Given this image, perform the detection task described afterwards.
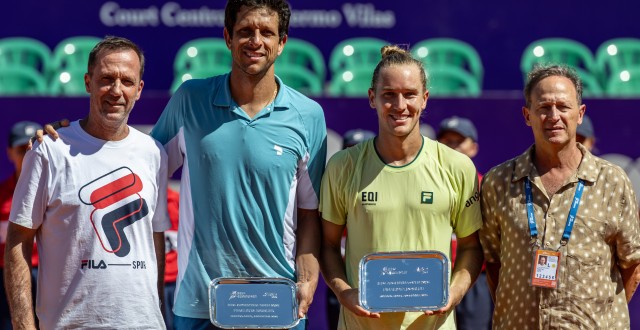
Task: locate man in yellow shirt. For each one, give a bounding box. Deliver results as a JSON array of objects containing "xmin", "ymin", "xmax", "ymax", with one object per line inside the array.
[{"xmin": 320, "ymin": 45, "xmax": 483, "ymax": 329}]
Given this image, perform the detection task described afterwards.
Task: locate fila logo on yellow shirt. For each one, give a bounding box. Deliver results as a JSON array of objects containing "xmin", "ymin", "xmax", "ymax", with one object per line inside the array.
[{"xmin": 421, "ymin": 192, "xmax": 433, "ymax": 204}]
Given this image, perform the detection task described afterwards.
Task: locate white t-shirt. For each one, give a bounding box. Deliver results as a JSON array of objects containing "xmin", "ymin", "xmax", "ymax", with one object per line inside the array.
[{"xmin": 10, "ymin": 120, "xmax": 170, "ymax": 329}]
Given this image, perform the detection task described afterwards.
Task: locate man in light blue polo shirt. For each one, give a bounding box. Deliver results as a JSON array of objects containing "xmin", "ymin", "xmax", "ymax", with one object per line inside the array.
[{"xmin": 151, "ymin": 0, "xmax": 327, "ymax": 328}]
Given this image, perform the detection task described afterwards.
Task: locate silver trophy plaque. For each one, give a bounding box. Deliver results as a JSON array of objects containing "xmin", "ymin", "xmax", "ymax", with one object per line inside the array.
[
  {"xmin": 359, "ymin": 250, "xmax": 449, "ymax": 312},
  {"xmin": 209, "ymin": 277, "xmax": 299, "ymax": 329}
]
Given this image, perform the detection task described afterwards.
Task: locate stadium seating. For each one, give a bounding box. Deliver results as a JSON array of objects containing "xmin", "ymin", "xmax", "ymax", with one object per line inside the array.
[
  {"xmin": 0, "ymin": 66, "xmax": 47, "ymax": 95},
  {"xmin": 411, "ymin": 38, "xmax": 483, "ymax": 90},
  {"xmin": 605, "ymin": 66, "xmax": 640, "ymax": 97},
  {"xmin": 49, "ymin": 36, "xmax": 100, "ymax": 96},
  {"xmin": 327, "ymin": 67, "xmax": 373, "ymax": 97},
  {"xmin": 579, "ymin": 73, "xmax": 605, "ymax": 97},
  {"xmin": 520, "ymin": 38, "xmax": 603, "ymax": 96},
  {"xmin": 275, "ymin": 38, "xmax": 326, "ymax": 96},
  {"xmin": 51, "ymin": 36, "xmax": 100, "ymax": 73},
  {"xmin": 427, "ymin": 66, "xmax": 481, "ymax": 97},
  {"xmin": 6, "ymin": 34, "xmax": 640, "ymax": 98},
  {"xmin": 275, "ymin": 66, "xmax": 323, "ymax": 96},
  {"xmin": 172, "ymin": 38, "xmax": 231, "ymax": 92},
  {"xmin": 328, "ymin": 38, "xmax": 387, "ymax": 96},
  {"xmin": 0, "ymin": 37, "xmax": 51, "ymax": 75},
  {"xmin": 329, "ymin": 37, "xmax": 387, "ymax": 73},
  {"xmin": 0, "ymin": 37, "xmax": 50, "ymax": 95},
  {"xmin": 49, "ymin": 67, "xmax": 87, "ymax": 96},
  {"xmin": 595, "ymin": 38, "xmax": 640, "ymax": 89}
]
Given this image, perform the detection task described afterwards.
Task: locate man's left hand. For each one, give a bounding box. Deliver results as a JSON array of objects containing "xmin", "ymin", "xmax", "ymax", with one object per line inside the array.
[
  {"xmin": 423, "ymin": 285, "xmax": 463, "ymax": 316},
  {"xmin": 296, "ymin": 280, "xmax": 316, "ymax": 318}
]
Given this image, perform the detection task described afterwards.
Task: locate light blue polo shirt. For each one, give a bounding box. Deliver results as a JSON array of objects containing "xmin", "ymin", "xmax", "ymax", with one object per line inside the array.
[{"xmin": 152, "ymin": 73, "xmax": 327, "ymax": 319}]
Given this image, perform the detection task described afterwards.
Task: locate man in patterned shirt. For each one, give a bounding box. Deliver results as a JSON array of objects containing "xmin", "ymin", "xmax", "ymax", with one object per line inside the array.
[{"xmin": 479, "ymin": 64, "xmax": 640, "ymax": 329}]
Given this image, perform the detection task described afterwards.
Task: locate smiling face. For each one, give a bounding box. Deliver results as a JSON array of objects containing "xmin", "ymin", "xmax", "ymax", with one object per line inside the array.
[
  {"xmin": 84, "ymin": 49, "xmax": 143, "ymax": 135},
  {"xmin": 368, "ymin": 63, "xmax": 428, "ymax": 139},
  {"xmin": 522, "ymin": 76, "xmax": 585, "ymax": 149},
  {"xmin": 224, "ymin": 6, "xmax": 286, "ymax": 78}
]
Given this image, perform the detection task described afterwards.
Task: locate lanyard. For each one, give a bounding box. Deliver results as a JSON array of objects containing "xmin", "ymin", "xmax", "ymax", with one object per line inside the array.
[{"xmin": 524, "ymin": 178, "xmax": 585, "ymax": 247}]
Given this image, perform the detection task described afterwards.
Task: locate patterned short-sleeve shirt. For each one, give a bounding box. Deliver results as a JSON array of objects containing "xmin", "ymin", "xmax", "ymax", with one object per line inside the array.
[{"xmin": 480, "ymin": 144, "xmax": 640, "ymax": 329}]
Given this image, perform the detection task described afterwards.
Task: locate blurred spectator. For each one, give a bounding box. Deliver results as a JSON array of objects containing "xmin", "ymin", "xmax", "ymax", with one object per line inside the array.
[
  {"xmin": 326, "ymin": 128, "xmax": 375, "ymax": 330},
  {"xmin": 342, "ymin": 129, "xmax": 376, "ymax": 149},
  {"xmin": 437, "ymin": 116, "xmax": 479, "ymax": 160},
  {"xmin": 576, "ymin": 114, "xmax": 595, "ymax": 152},
  {"xmin": 437, "ymin": 116, "xmax": 492, "ymax": 330},
  {"xmin": 1, "ymin": 121, "xmax": 42, "ymax": 329},
  {"xmin": 420, "ymin": 123, "xmax": 436, "ymax": 139}
]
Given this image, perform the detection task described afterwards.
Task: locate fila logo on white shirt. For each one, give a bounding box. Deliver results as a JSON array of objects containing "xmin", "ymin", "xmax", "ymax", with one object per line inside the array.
[
  {"xmin": 274, "ymin": 145, "xmax": 283, "ymax": 155},
  {"xmin": 78, "ymin": 166, "xmax": 148, "ymax": 258}
]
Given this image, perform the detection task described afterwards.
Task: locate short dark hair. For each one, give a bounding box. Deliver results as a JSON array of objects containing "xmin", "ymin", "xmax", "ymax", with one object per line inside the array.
[
  {"xmin": 88, "ymin": 36, "xmax": 145, "ymax": 78},
  {"xmin": 224, "ymin": 0, "xmax": 291, "ymax": 42},
  {"xmin": 370, "ymin": 45, "xmax": 427, "ymax": 92},
  {"xmin": 523, "ymin": 64, "xmax": 583, "ymax": 108}
]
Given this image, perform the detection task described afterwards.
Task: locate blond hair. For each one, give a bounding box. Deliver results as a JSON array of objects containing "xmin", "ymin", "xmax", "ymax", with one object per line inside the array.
[{"xmin": 370, "ymin": 45, "xmax": 427, "ymax": 91}]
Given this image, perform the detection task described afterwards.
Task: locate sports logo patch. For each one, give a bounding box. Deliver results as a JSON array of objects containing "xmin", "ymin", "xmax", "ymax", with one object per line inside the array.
[
  {"xmin": 78, "ymin": 166, "xmax": 148, "ymax": 257},
  {"xmin": 421, "ymin": 192, "xmax": 433, "ymax": 204}
]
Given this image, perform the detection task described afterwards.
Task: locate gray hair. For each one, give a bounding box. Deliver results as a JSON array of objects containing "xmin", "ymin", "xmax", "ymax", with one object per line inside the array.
[{"xmin": 523, "ymin": 64, "xmax": 583, "ymax": 108}]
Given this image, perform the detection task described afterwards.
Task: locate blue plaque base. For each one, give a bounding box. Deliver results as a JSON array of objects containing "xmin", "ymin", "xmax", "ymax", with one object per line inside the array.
[
  {"xmin": 209, "ymin": 278, "xmax": 299, "ymax": 329},
  {"xmin": 359, "ymin": 251, "xmax": 449, "ymax": 312}
]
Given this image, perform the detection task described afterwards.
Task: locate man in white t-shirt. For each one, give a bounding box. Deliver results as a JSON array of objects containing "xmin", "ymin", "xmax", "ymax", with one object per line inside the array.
[{"xmin": 4, "ymin": 36, "xmax": 170, "ymax": 330}]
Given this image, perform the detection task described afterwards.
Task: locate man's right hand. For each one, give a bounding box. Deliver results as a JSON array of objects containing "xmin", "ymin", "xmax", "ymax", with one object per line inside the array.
[
  {"xmin": 28, "ymin": 119, "xmax": 70, "ymax": 149},
  {"xmin": 337, "ymin": 288, "xmax": 381, "ymax": 319}
]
